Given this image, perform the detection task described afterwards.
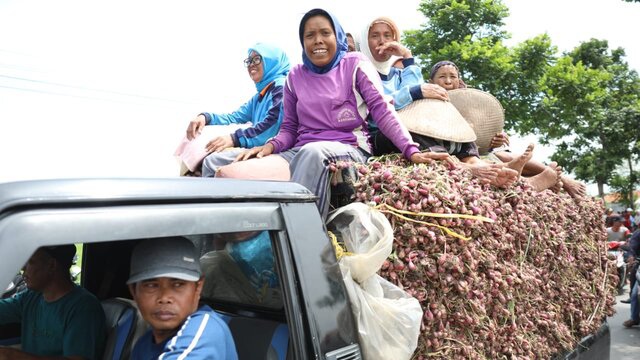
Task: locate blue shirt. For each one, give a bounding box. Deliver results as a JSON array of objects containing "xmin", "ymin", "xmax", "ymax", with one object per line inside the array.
[
  {"xmin": 0, "ymin": 285, "xmax": 106, "ymax": 358},
  {"xmin": 132, "ymin": 305, "xmax": 238, "ymax": 360}
]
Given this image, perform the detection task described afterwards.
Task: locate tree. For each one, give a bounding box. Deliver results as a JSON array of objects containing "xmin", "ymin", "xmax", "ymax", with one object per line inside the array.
[
  {"xmin": 404, "ymin": 0, "xmax": 555, "ymax": 131},
  {"xmin": 404, "ymin": 1, "xmax": 640, "ymax": 197},
  {"xmin": 538, "ymin": 40, "xmax": 640, "ymax": 196}
]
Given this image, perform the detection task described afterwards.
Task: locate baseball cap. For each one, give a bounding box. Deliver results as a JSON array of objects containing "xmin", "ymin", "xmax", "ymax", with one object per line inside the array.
[
  {"xmin": 127, "ymin": 237, "xmax": 201, "ymax": 285},
  {"xmin": 42, "ymin": 245, "xmax": 76, "ymax": 268}
]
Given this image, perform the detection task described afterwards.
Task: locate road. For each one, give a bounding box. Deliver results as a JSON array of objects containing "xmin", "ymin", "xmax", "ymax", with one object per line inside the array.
[{"xmin": 609, "ymin": 284, "xmax": 640, "ymax": 359}]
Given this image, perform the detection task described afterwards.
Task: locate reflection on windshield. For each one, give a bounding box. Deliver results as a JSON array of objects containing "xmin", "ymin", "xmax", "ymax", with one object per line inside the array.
[{"xmin": 196, "ymin": 231, "xmax": 282, "ymax": 309}]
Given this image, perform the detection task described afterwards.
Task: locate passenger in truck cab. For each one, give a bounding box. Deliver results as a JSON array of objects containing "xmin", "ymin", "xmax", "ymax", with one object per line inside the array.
[
  {"xmin": 0, "ymin": 245, "xmax": 106, "ymax": 360},
  {"xmin": 128, "ymin": 237, "xmax": 238, "ymax": 360},
  {"xmin": 234, "ymin": 8, "xmax": 451, "ymax": 219}
]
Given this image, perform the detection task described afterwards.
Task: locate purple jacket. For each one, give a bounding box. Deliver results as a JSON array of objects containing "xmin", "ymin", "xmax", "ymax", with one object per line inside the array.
[{"xmin": 270, "ymin": 52, "xmax": 419, "ymax": 160}]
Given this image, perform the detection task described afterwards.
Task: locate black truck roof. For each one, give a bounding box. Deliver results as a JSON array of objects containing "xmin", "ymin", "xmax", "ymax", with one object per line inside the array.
[{"xmin": 0, "ymin": 178, "xmax": 316, "ymax": 213}]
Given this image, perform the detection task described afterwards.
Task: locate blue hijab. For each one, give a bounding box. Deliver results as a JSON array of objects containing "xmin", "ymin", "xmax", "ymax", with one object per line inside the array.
[
  {"xmin": 249, "ymin": 42, "xmax": 291, "ymax": 92},
  {"xmin": 298, "ymin": 8, "xmax": 348, "ymax": 74}
]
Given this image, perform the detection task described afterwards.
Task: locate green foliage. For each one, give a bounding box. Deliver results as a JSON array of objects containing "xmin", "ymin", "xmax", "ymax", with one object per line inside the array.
[
  {"xmin": 404, "ymin": 0, "xmax": 640, "ymax": 196},
  {"xmin": 538, "ymin": 40, "xmax": 640, "ymax": 190},
  {"xmin": 609, "ymin": 173, "xmax": 637, "ymax": 207},
  {"xmin": 405, "ymin": 1, "xmax": 554, "ymax": 132}
]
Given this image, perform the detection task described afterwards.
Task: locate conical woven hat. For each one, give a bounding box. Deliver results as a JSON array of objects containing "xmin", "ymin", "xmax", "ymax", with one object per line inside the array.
[
  {"xmin": 448, "ymin": 88, "xmax": 504, "ymax": 154},
  {"xmin": 397, "ymin": 99, "xmax": 477, "ymax": 143}
]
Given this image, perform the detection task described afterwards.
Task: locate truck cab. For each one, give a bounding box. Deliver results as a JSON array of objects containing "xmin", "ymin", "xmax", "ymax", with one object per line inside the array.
[
  {"xmin": 0, "ymin": 178, "xmax": 362, "ymax": 359},
  {"xmin": 0, "ymin": 178, "xmax": 611, "ymax": 359}
]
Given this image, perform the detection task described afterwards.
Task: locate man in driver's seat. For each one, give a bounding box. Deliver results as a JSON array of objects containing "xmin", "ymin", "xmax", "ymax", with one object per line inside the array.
[{"xmin": 0, "ymin": 245, "xmax": 106, "ymax": 359}]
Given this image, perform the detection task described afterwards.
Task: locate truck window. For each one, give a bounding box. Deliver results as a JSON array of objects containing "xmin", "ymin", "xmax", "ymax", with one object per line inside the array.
[{"xmin": 193, "ymin": 231, "xmax": 282, "ymax": 309}]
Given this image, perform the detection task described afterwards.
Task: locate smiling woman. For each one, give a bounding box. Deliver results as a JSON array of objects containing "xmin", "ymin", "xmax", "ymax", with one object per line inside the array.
[{"xmin": 229, "ymin": 8, "xmax": 451, "ymax": 219}]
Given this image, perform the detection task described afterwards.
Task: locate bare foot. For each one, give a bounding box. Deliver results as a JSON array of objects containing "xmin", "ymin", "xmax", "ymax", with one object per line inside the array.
[
  {"xmin": 525, "ymin": 166, "xmax": 558, "ymax": 192},
  {"xmin": 548, "ymin": 162, "xmax": 563, "ymax": 192},
  {"xmin": 492, "ymin": 167, "xmax": 519, "ymax": 188},
  {"xmin": 505, "ymin": 143, "xmax": 534, "ymax": 175},
  {"xmin": 468, "ymin": 163, "xmax": 500, "ymax": 184},
  {"xmin": 562, "ymin": 176, "xmax": 586, "ymax": 198},
  {"xmin": 467, "ymin": 164, "xmax": 518, "ymax": 188}
]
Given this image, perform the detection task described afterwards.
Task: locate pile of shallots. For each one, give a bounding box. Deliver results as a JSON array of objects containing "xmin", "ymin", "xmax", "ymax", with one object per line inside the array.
[{"xmin": 345, "ymin": 155, "xmax": 617, "ymax": 360}]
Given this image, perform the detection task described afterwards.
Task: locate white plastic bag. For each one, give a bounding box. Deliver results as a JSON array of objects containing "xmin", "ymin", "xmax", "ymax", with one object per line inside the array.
[{"xmin": 327, "ymin": 203, "xmax": 422, "ymax": 360}]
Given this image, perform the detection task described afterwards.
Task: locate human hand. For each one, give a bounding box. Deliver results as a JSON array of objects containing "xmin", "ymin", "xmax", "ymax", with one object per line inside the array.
[
  {"xmin": 205, "ymin": 135, "xmax": 234, "ymax": 153},
  {"xmin": 375, "ymin": 41, "xmax": 411, "ymax": 59},
  {"xmin": 420, "ymin": 83, "xmax": 449, "ymax": 101},
  {"xmin": 235, "ymin": 143, "xmax": 274, "ymax": 162},
  {"xmin": 489, "ymin": 132, "xmax": 510, "ymax": 149},
  {"xmin": 186, "ymin": 115, "xmax": 206, "ymax": 141},
  {"xmin": 410, "ymin": 151, "xmax": 456, "ymax": 167}
]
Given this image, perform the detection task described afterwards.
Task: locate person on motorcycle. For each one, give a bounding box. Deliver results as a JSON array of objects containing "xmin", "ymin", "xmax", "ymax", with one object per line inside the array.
[
  {"xmin": 607, "ymin": 216, "xmax": 631, "ymax": 242},
  {"xmin": 623, "ymin": 230, "xmax": 640, "ymax": 327},
  {"xmin": 0, "ymin": 245, "xmax": 106, "ymax": 359}
]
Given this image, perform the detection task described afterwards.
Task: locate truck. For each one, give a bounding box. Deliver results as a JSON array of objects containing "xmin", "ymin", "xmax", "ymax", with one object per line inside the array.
[{"xmin": 0, "ymin": 178, "xmax": 611, "ymax": 359}]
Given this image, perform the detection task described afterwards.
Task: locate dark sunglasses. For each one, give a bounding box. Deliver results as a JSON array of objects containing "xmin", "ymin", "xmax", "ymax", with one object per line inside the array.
[{"xmin": 244, "ymin": 55, "xmax": 262, "ymax": 67}]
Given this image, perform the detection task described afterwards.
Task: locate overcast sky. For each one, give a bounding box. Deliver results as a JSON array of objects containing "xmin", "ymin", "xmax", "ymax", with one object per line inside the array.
[{"xmin": 1, "ymin": 0, "xmax": 638, "ymax": 195}]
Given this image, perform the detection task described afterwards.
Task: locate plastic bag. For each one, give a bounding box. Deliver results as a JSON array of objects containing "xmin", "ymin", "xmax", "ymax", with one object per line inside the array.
[{"xmin": 327, "ymin": 203, "xmax": 422, "ymax": 360}]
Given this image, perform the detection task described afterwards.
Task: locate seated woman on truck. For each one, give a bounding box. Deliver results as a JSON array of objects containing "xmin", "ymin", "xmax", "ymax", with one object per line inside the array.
[
  {"xmin": 232, "ymin": 8, "xmax": 450, "ymax": 219},
  {"xmin": 184, "ymin": 43, "xmax": 290, "ymax": 177},
  {"xmin": 357, "ymin": 16, "xmax": 558, "ymax": 191},
  {"xmin": 429, "ymin": 60, "xmax": 586, "ymax": 198}
]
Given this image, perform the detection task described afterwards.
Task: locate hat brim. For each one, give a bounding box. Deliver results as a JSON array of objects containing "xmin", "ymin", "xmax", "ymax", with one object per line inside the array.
[
  {"xmin": 127, "ymin": 269, "xmax": 201, "ymax": 285},
  {"xmin": 398, "ymin": 99, "xmax": 477, "ymax": 143},
  {"xmin": 448, "ymin": 88, "xmax": 504, "ymax": 155}
]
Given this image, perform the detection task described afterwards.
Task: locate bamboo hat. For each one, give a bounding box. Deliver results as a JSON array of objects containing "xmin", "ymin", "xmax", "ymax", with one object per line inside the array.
[
  {"xmin": 397, "ymin": 98, "xmax": 477, "ymax": 143},
  {"xmin": 448, "ymin": 88, "xmax": 505, "ymax": 154}
]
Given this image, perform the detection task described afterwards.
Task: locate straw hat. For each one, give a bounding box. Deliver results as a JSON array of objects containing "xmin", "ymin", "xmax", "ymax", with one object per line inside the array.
[
  {"xmin": 397, "ymin": 99, "xmax": 477, "ymax": 143},
  {"xmin": 448, "ymin": 88, "xmax": 504, "ymax": 154}
]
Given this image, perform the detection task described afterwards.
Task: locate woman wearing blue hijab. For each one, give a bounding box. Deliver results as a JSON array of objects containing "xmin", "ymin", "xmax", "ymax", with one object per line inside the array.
[{"xmin": 184, "ymin": 42, "xmax": 290, "ymax": 177}]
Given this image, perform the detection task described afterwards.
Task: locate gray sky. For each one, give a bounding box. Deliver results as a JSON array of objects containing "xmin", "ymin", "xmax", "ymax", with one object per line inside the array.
[{"xmin": 1, "ymin": 0, "xmax": 638, "ymax": 195}]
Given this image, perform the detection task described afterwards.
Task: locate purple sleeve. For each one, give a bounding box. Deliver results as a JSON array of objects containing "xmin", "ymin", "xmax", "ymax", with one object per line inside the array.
[
  {"xmin": 268, "ymin": 78, "xmax": 298, "ymax": 153},
  {"xmin": 354, "ymin": 64, "xmax": 419, "ymax": 159}
]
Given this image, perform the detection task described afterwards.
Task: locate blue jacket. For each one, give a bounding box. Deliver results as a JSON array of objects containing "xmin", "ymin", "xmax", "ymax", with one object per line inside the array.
[
  {"xmin": 200, "ymin": 43, "xmax": 290, "ymax": 148},
  {"xmin": 132, "ymin": 305, "xmax": 237, "ymax": 360},
  {"xmin": 380, "ymin": 58, "xmax": 425, "ymax": 111},
  {"xmin": 369, "ymin": 58, "xmax": 424, "ymax": 134}
]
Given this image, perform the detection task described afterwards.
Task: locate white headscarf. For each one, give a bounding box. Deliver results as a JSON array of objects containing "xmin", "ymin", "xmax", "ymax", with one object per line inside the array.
[{"xmin": 356, "ymin": 17, "xmax": 402, "ymax": 76}]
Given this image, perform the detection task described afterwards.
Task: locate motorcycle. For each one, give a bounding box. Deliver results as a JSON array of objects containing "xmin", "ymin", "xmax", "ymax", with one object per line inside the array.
[{"xmin": 608, "ymin": 241, "xmax": 627, "ymax": 295}]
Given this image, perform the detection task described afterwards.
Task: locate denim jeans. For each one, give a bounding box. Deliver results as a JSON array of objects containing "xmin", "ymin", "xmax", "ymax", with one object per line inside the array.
[{"xmin": 631, "ymin": 282, "xmax": 639, "ymax": 322}]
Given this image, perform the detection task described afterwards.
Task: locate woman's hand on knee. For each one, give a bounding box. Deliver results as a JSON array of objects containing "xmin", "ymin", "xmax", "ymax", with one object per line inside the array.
[
  {"xmin": 235, "ymin": 143, "xmax": 274, "ymax": 162},
  {"xmin": 206, "ymin": 135, "xmax": 234, "ymax": 153}
]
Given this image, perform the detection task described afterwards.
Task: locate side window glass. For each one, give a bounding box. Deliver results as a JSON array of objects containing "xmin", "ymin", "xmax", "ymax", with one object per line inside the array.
[{"xmin": 196, "ymin": 231, "xmax": 282, "ymax": 309}]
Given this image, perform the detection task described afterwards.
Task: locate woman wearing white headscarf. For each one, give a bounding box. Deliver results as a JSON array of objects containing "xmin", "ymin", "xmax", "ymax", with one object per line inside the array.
[
  {"xmin": 356, "ymin": 17, "xmax": 447, "ymax": 111},
  {"xmin": 358, "ymin": 16, "xmax": 452, "ymax": 156}
]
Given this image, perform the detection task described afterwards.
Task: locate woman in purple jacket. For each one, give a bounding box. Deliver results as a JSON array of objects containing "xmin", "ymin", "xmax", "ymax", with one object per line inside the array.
[{"xmin": 236, "ymin": 8, "xmax": 449, "ymax": 219}]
